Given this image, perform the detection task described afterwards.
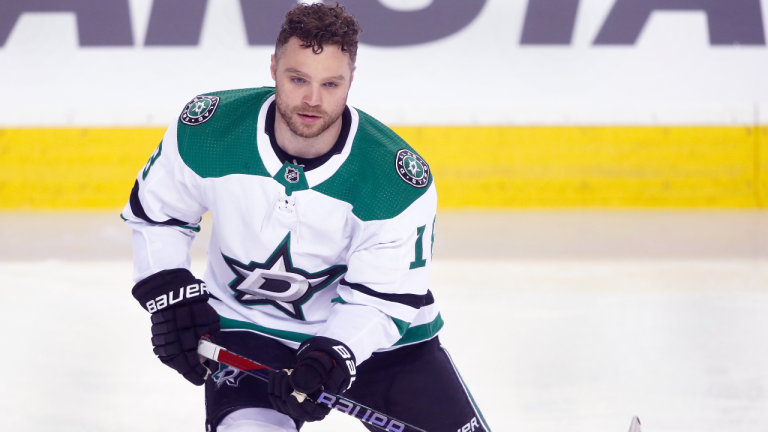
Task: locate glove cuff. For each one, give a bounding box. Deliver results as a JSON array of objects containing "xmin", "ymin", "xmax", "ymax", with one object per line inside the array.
[
  {"xmin": 132, "ymin": 268, "xmax": 210, "ymax": 313},
  {"xmin": 296, "ymin": 336, "xmax": 357, "ymax": 391}
]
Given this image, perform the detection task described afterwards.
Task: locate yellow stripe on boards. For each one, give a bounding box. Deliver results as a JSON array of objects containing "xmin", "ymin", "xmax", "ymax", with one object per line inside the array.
[
  {"xmin": 0, "ymin": 128, "xmax": 164, "ymax": 209},
  {"xmin": 394, "ymin": 126, "xmax": 766, "ymax": 208},
  {"xmin": 0, "ymin": 126, "xmax": 765, "ymax": 209}
]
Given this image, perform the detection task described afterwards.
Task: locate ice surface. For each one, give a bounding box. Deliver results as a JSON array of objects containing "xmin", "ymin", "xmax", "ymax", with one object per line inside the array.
[
  {"xmin": 0, "ymin": 259, "xmax": 766, "ymax": 432},
  {"xmin": 1, "ymin": 211, "xmax": 767, "ymax": 431}
]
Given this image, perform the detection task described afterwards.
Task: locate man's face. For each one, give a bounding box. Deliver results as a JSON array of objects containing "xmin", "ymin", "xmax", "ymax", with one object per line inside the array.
[{"xmin": 271, "ymin": 37, "xmax": 354, "ymax": 139}]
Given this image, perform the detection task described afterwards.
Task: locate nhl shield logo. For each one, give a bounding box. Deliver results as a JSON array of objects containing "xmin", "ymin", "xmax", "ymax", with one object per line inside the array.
[
  {"xmin": 180, "ymin": 95, "xmax": 220, "ymax": 126},
  {"xmin": 285, "ymin": 166, "xmax": 300, "ymax": 184},
  {"xmin": 395, "ymin": 149, "xmax": 430, "ymax": 188}
]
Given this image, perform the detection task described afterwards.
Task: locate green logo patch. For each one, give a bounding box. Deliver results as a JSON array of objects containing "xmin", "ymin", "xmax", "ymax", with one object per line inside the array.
[
  {"xmin": 180, "ymin": 95, "xmax": 220, "ymax": 126},
  {"xmin": 395, "ymin": 149, "xmax": 430, "ymax": 188}
]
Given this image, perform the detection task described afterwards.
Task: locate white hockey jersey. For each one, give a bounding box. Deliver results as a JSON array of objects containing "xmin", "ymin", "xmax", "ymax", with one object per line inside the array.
[{"xmin": 123, "ymin": 87, "xmax": 441, "ymax": 364}]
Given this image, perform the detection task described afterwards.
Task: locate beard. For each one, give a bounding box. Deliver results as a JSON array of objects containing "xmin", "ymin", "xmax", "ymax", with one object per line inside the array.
[{"xmin": 275, "ymin": 87, "xmax": 345, "ymax": 139}]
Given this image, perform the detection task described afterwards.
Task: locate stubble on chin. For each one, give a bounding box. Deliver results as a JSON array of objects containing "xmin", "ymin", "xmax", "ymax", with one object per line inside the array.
[{"xmin": 275, "ymin": 90, "xmax": 344, "ymax": 139}]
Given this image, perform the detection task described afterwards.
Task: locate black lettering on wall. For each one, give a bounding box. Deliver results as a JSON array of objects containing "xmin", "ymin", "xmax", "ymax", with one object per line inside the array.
[
  {"xmin": 342, "ymin": 0, "xmax": 487, "ymax": 46},
  {"xmin": 594, "ymin": 0, "xmax": 766, "ymax": 45},
  {"xmin": 240, "ymin": 0, "xmax": 296, "ymax": 46},
  {"xmin": 144, "ymin": 0, "xmax": 294, "ymax": 47},
  {"xmin": 0, "ymin": 0, "xmax": 133, "ymax": 47},
  {"xmin": 521, "ymin": 0, "xmax": 581, "ymax": 45},
  {"xmin": 145, "ymin": 0, "xmax": 208, "ymax": 46}
]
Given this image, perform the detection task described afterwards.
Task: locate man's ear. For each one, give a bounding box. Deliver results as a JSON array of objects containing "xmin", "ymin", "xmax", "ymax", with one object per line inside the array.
[
  {"xmin": 270, "ymin": 54, "xmax": 277, "ymax": 81},
  {"xmin": 350, "ymin": 66, "xmax": 356, "ymax": 86}
]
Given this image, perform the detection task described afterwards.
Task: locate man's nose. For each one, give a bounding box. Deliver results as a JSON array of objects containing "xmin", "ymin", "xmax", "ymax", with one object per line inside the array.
[{"xmin": 304, "ymin": 85, "xmax": 322, "ymax": 107}]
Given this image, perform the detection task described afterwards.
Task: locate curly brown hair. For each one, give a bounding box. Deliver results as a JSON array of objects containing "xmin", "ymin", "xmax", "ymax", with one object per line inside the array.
[{"xmin": 276, "ymin": 2, "xmax": 362, "ymax": 64}]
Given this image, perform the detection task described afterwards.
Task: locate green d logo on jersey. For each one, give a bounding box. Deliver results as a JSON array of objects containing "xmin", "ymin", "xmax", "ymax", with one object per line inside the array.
[
  {"xmin": 180, "ymin": 95, "xmax": 220, "ymax": 126},
  {"xmin": 395, "ymin": 149, "xmax": 430, "ymax": 188},
  {"xmin": 222, "ymin": 233, "xmax": 347, "ymax": 321}
]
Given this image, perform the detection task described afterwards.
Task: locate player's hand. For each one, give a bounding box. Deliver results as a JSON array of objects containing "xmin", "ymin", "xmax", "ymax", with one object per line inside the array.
[
  {"xmin": 268, "ymin": 369, "xmax": 331, "ymax": 422},
  {"xmin": 132, "ymin": 268, "xmax": 220, "ymax": 386},
  {"xmin": 267, "ymin": 336, "xmax": 357, "ymax": 421}
]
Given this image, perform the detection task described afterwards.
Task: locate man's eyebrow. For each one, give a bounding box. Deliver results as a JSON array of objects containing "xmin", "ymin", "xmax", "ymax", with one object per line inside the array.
[
  {"xmin": 284, "ymin": 68, "xmax": 345, "ymax": 82},
  {"xmin": 284, "ymin": 68, "xmax": 308, "ymax": 77}
]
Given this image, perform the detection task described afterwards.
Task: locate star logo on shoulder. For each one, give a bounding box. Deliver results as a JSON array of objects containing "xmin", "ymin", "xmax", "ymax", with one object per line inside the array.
[
  {"xmin": 222, "ymin": 233, "xmax": 347, "ymax": 320},
  {"xmin": 395, "ymin": 148, "xmax": 430, "ymax": 188},
  {"xmin": 180, "ymin": 95, "xmax": 220, "ymax": 126}
]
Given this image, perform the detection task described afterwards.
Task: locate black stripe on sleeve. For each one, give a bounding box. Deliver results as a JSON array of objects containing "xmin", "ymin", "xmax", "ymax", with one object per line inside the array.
[
  {"xmin": 423, "ymin": 290, "xmax": 435, "ymax": 306},
  {"xmin": 340, "ymin": 278, "xmax": 434, "ymax": 309},
  {"xmin": 129, "ymin": 180, "xmax": 190, "ymax": 227}
]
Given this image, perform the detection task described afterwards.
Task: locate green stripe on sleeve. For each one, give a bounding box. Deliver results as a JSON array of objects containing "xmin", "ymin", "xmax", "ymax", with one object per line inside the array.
[
  {"xmin": 394, "ymin": 313, "xmax": 444, "ymax": 346},
  {"xmin": 220, "ymin": 311, "xmax": 442, "ymax": 348},
  {"xmin": 391, "ymin": 317, "xmax": 410, "ymax": 336},
  {"xmin": 219, "ymin": 316, "xmax": 312, "ymax": 344}
]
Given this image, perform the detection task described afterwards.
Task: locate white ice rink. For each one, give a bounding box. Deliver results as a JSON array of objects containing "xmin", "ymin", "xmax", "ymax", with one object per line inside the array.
[{"xmin": 1, "ymin": 211, "xmax": 767, "ymax": 432}]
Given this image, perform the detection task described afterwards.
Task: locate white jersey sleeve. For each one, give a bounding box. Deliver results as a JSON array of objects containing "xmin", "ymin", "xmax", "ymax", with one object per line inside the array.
[
  {"xmin": 122, "ymin": 120, "xmax": 208, "ymax": 282},
  {"xmin": 318, "ymin": 183, "xmax": 438, "ymax": 362}
]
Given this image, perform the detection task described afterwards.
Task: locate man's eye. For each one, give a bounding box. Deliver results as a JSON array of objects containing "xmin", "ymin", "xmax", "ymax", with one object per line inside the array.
[
  {"xmin": 325, "ymin": 82, "xmax": 338, "ymax": 88},
  {"xmin": 292, "ymin": 77, "xmax": 305, "ymax": 84}
]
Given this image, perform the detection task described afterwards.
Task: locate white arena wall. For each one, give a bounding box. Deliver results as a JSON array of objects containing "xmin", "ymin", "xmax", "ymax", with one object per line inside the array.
[
  {"xmin": 0, "ymin": 0, "xmax": 766, "ymax": 126},
  {"xmin": 1, "ymin": 0, "xmax": 768, "ymax": 209}
]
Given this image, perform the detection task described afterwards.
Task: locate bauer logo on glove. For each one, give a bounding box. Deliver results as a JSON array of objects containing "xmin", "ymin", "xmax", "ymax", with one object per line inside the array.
[
  {"xmin": 331, "ymin": 344, "xmax": 357, "ymax": 389},
  {"xmin": 145, "ymin": 282, "xmax": 210, "ymax": 313},
  {"xmin": 132, "ymin": 268, "xmax": 221, "ymax": 386}
]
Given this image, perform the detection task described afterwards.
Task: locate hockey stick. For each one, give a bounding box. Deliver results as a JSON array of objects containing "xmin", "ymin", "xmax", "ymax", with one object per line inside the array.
[{"xmin": 197, "ymin": 339, "xmax": 428, "ymax": 432}]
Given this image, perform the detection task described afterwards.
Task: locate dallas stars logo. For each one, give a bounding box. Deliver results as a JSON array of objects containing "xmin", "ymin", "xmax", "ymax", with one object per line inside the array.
[
  {"xmin": 395, "ymin": 148, "xmax": 430, "ymax": 188},
  {"xmin": 180, "ymin": 95, "xmax": 220, "ymax": 126},
  {"xmin": 405, "ymin": 157, "xmax": 423, "ymax": 178},
  {"xmin": 212, "ymin": 364, "xmax": 246, "ymax": 389},
  {"xmin": 222, "ymin": 233, "xmax": 347, "ymax": 320},
  {"xmin": 190, "ymin": 101, "xmax": 209, "ymax": 116}
]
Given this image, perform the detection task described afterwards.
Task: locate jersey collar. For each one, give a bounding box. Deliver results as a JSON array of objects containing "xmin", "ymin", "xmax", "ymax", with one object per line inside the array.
[{"xmin": 256, "ymin": 94, "xmax": 359, "ymax": 188}]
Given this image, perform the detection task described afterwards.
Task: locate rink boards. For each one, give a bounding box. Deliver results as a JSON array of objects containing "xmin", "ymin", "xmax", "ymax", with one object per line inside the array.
[{"xmin": 1, "ymin": 126, "xmax": 767, "ymax": 209}]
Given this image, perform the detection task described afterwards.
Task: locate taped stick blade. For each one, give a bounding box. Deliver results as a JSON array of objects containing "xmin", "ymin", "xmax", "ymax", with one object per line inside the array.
[{"xmin": 628, "ymin": 416, "xmax": 641, "ymax": 432}]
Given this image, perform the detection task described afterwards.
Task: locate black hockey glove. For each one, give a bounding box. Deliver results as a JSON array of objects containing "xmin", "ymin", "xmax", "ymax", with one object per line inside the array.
[
  {"xmin": 132, "ymin": 268, "xmax": 220, "ymax": 386},
  {"xmin": 268, "ymin": 336, "xmax": 357, "ymax": 422}
]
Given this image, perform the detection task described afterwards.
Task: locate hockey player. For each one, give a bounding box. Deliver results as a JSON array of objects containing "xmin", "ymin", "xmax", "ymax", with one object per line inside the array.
[{"xmin": 124, "ymin": 3, "xmax": 490, "ymax": 431}]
